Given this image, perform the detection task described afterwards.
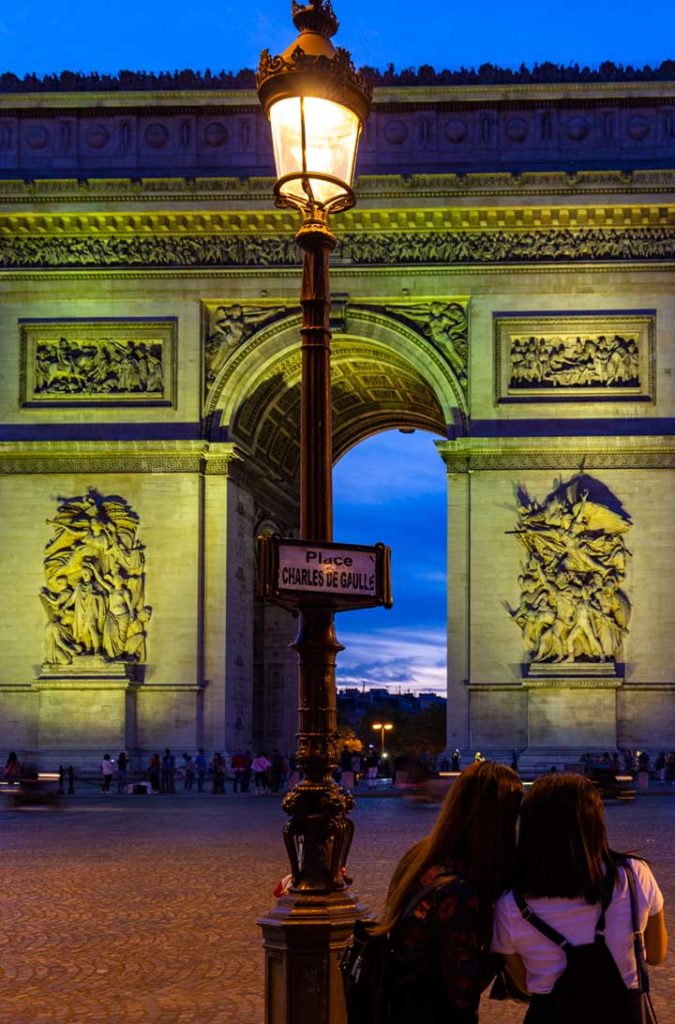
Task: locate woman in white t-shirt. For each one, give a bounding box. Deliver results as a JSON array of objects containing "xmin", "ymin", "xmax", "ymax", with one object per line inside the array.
[{"xmin": 492, "ymin": 773, "xmax": 667, "ymax": 1023}]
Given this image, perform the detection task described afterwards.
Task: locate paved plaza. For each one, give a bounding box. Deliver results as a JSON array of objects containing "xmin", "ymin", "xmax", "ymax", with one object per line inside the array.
[{"xmin": 1, "ymin": 788, "xmax": 674, "ymax": 1024}]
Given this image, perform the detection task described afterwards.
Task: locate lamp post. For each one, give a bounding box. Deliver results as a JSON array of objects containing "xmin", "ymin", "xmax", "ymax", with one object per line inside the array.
[
  {"xmin": 256, "ymin": 4, "xmax": 372, "ymax": 1023},
  {"xmin": 371, "ymin": 721, "xmax": 394, "ymax": 758}
]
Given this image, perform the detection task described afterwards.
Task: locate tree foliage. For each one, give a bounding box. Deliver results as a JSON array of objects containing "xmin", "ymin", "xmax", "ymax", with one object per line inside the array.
[
  {"xmin": 2, "ymin": 61, "xmax": 674, "ymax": 93},
  {"xmin": 354, "ymin": 704, "xmax": 446, "ymax": 757}
]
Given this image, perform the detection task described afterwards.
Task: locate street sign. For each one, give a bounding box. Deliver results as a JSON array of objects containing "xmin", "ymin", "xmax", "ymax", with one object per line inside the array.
[{"xmin": 257, "ymin": 536, "xmax": 393, "ymax": 611}]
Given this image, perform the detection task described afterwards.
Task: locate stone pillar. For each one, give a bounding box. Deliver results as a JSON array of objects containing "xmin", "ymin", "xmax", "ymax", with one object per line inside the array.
[
  {"xmin": 201, "ymin": 446, "xmax": 256, "ymax": 756},
  {"xmin": 253, "ymin": 598, "xmax": 298, "ymax": 754},
  {"xmin": 523, "ymin": 663, "xmax": 620, "ymax": 752},
  {"xmin": 202, "ymin": 467, "xmax": 230, "ymax": 753},
  {"xmin": 224, "ymin": 475, "xmax": 256, "ymax": 754},
  {"xmin": 33, "ymin": 660, "xmax": 138, "ymax": 759},
  {"xmin": 438, "ymin": 446, "xmax": 470, "ymax": 751}
]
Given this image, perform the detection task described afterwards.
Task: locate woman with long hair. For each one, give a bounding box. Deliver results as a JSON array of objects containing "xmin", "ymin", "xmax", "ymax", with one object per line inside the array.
[
  {"xmin": 493, "ymin": 773, "xmax": 668, "ymax": 1022},
  {"xmin": 375, "ymin": 760, "xmax": 523, "ymax": 1023}
]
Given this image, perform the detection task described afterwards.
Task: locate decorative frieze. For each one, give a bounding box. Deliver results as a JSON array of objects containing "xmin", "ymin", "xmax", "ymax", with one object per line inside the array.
[
  {"xmin": 19, "ymin": 318, "xmax": 176, "ymax": 407},
  {"xmin": 494, "ymin": 311, "xmax": 655, "ymax": 404},
  {"xmin": 0, "ymin": 208, "xmax": 674, "ymax": 270},
  {"xmin": 1, "ymin": 79, "xmax": 674, "ymax": 179},
  {"xmin": 0, "ymin": 226, "xmax": 669, "ymax": 269},
  {"xmin": 437, "ymin": 437, "xmax": 675, "ymax": 472}
]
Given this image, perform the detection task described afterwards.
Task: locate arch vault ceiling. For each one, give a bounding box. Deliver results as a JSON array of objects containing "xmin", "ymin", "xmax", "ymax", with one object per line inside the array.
[{"xmin": 231, "ymin": 338, "xmax": 446, "ymax": 485}]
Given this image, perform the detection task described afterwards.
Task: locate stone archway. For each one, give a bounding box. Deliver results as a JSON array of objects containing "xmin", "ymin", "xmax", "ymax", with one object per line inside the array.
[
  {"xmin": 207, "ymin": 298, "xmax": 466, "ymax": 470},
  {"xmin": 204, "ymin": 298, "xmax": 466, "ymax": 752}
]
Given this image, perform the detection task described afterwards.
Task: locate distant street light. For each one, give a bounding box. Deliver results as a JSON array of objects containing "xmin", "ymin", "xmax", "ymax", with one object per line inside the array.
[{"xmin": 372, "ymin": 721, "xmax": 394, "ymax": 757}]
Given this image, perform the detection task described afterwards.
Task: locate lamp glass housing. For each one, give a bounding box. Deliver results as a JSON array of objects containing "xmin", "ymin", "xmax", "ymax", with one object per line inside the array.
[{"xmin": 269, "ymin": 95, "xmax": 360, "ymax": 208}]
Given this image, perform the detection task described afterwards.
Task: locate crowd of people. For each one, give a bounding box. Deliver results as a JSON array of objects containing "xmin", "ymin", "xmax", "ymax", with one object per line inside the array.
[
  {"xmin": 4, "ymin": 743, "xmax": 675, "ymax": 795},
  {"xmin": 580, "ymin": 748, "xmax": 675, "ymax": 784},
  {"xmin": 87, "ymin": 748, "xmax": 293, "ymax": 795}
]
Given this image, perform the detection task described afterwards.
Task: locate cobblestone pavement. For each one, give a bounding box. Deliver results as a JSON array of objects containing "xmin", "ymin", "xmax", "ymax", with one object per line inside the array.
[{"xmin": 1, "ymin": 790, "xmax": 674, "ymax": 1024}]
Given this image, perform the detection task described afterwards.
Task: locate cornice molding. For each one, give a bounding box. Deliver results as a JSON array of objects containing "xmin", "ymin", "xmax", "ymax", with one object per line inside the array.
[
  {"xmin": 436, "ymin": 435, "xmax": 675, "ymax": 471},
  {"xmin": 1, "ymin": 262, "xmax": 673, "ymax": 282},
  {"xmin": 0, "ymin": 437, "xmax": 298, "ymax": 514},
  {"xmin": 1, "ymin": 205, "xmax": 673, "ymax": 236},
  {"xmin": 0, "ymin": 89, "xmax": 258, "ymax": 110},
  {"xmin": 1, "ymin": 76, "xmax": 674, "ymax": 106},
  {"xmin": 371, "ymin": 79, "xmax": 675, "ymax": 103},
  {"xmin": 620, "ymin": 683, "xmax": 675, "ymax": 692},
  {"xmin": 0, "ymin": 440, "xmax": 241, "ymax": 475},
  {"xmin": 2, "ymin": 170, "xmax": 675, "ymax": 204}
]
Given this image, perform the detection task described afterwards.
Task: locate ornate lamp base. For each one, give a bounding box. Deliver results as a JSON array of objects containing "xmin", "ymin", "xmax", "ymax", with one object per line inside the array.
[{"xmin": 258, "ymin": 888, "xmax": 371, "ymax": 1024}]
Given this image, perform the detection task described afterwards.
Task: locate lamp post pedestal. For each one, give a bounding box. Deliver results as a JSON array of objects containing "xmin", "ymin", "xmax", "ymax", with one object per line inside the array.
[{"xmin": 259, "ymin": 888, "xmax": 368, "ymax": 1024}]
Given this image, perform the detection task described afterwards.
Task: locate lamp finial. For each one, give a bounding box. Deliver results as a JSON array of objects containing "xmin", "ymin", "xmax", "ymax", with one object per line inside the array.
[{"xmin": 291, "ymin": 0, "xmax": 339, "ymax": 38}]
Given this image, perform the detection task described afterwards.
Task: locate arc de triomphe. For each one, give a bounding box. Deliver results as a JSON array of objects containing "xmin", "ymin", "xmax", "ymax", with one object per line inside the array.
[{"xmin": 0, "ymin": 71, "xmax": 673, "ymax": 760}]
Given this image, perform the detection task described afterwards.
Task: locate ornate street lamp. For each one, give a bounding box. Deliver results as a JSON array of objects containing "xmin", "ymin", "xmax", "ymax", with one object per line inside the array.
[{"xmin": 256, "ymin": 4, "xmax": 372, "ymax": 1024}]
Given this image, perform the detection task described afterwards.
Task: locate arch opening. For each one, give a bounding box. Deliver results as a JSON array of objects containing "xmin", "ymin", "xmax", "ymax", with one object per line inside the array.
[{"xmin": 333, "ymin": 428, "xmax": 448, "ymax": 709}]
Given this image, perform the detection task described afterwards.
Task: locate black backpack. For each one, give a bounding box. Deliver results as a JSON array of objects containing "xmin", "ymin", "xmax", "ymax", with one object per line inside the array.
[
  {"xmin": 340, "ymin": 878, "xmax": 451, "ymax": 1024},
  {"xmin": 514, "ymin": 883, "xmax": 644, "ymax": 1024}
]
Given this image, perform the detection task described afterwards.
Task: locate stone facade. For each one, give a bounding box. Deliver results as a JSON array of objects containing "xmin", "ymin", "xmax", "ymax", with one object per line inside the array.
[{"xmin": 0, "ymin": 76, "xmax": 673, "ymax": 761}]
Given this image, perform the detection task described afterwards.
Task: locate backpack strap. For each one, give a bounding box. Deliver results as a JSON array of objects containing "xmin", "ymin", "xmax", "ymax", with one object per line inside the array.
[
  {"xmin": 513, "ymin": 891, "xmax": 571, "ymax": 950},
  {"xmin": 513, "ymin": 872, "xmax": 615, "ymax": 950},
  {"xmin": 399, "ymin": 873, "xmax": 456, "ymax": 924},
  {"xmin": 625, "ymin": 862, "xmax": 650, "ymax": 996},
  {"xmin": 593, "ymin": 865, "xmax": 616, "ymax": 941}
]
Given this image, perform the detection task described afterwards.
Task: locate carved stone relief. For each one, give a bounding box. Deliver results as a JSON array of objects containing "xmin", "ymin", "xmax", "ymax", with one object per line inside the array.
[
  {"xmin": 382, "ymin": 300, "xmax": 468, "ymax": 387},
  {"xmin": 203, "ymin": 302, "xmax": 291, "ymax": 391},
  {"xmin": 494, "ymin": 312, "xmax": 655, "ymax": 403},
  {"xmin": 2, "ymin": 225, "xmax": 675, "ymax": 270},
  {"xmin": 203, "ymin": 298, "xmax": 468, "ymax": 432},
  {"xmin": 507, "ymin": 474, "xmax": 632, "ymax": 666},
  {"xmin": 20, "ymin": 319, "xmax": 176, "ymax": 407},
  {"xmin": 41, "ymin": 489, "xmax": 150, "ymax": 666}
]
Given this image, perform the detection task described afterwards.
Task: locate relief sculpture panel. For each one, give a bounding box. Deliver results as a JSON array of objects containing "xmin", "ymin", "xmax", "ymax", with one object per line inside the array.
[
  {"xmin": 494, "ymin": 312, "xmax": 655, "ymax": 403},
  {"xmin": 41, "ymin": 489, "xmax": 150, "ymax": 666},
  {"xmin": 203, "ymin": 301, "xmax": 292, "ymax": 393},
  {"xmin": 383, "ymin": 300, "xmax": 468, "ymax": 388},
  {"xmin": 507, "ymin": 473, "xmax": 632, "ymax": 666},
  {"xmin": 20, "ymin": 318, "xmax": 176, "ymax": 406}
]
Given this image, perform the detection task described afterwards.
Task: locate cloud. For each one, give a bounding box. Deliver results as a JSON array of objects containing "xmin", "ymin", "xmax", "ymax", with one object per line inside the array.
[
  {"xmin": 412, "ymin": 570, "xmax": 447, "ymax": 586},
  {"xmin": 336, "ymin": 625, "xmax": 447, "ymax": 694}
]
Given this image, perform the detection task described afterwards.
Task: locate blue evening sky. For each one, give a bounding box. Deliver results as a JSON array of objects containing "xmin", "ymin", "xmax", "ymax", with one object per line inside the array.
[
  {"xmin": 334, "ymin": 432, "xmax": 447, "ymax": 694},
  {"xmin": 0, "ymin": 1, "xmax": 673, "ymax": 76},
  {"xmin": 2, "ymin": 1, "xmax": 671, "ymax": 692}
]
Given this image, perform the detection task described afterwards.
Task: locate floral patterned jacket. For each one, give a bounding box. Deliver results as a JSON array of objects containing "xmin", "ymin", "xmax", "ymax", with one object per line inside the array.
[{"xmin": 390, "ymin": 860, "xmax": 494, "ymax": 1024}]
